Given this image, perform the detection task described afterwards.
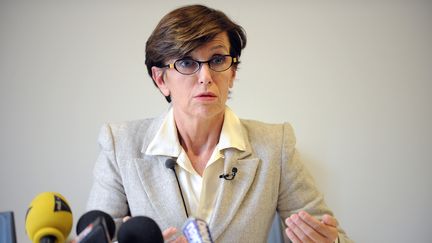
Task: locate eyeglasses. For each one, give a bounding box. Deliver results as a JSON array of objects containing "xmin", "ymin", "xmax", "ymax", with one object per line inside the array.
[{"xmin": 162, "ymin": 55, "xmax": 238, "ymax": 75}]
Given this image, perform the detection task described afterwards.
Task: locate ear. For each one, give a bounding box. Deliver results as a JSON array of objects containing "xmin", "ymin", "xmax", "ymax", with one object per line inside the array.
[
  {"xmin": 228, "ymin": 68, "xmax": 236, "ymax": 88},
  {"xmin": 151, "ymin": 66, "xmax": 170, "ymax": 97}
]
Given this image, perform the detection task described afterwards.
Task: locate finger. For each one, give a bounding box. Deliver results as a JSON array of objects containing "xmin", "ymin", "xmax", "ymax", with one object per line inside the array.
[
  {"xmin": 286, "ymin": 215, "xmax": 313, "ymax": 243},
  {"xmin": 122, "ymin": 216, "xmax": 131, "ymax": 222},
  {"xmin": 299, "ymin": 211, "xmax": 339, "ymax": 242},
  {"xmin": 173, "ymin": 235, "xmax": 188, "ymax": 243},
  {"xmin": 162, "ymin": 227, "xmax": 178, "ymax": 241},
  {"xmin": 322, "ymin": 214, "xmax": 338, "ymax": 227},
  {"xmin": 299, "ymin": 211, "xmax": 334, "ymax": 238},
  {"xmin": 285, "ymin": 227, "xmax": 302, "ymax": 243},
  {"xmin": 290, "ymin": 213, "xmax": 325, "ymax": 242}
]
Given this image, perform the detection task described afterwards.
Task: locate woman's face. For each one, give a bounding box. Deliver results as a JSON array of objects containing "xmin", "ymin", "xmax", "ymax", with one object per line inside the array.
[{"xmin": 154, "ymin": 32, "xmax": 236, "ymax": 121}]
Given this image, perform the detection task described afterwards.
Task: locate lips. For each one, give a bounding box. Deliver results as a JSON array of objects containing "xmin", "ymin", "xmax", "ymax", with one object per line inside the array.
[{"xmin": 195, "ymin": 92, "xmax": 217, "ymax": 98}]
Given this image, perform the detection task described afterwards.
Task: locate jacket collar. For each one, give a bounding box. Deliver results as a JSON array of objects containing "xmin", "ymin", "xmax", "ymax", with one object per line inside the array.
[{"xmin": 136, "ymin": 113, "xmax": 259, "ymax": 239}]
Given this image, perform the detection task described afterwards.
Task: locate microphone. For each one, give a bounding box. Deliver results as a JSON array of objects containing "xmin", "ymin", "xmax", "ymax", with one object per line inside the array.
[
  {"xmin": 182, "ymin": 217, "xmax": 214, "ymax": 243},
  {"xmin": 0, "ymin": 211, "xmax": 17, "ymax": 243},
  {"xmin": 71, "ymin": 210, "xmax": 115, "ymax": 243},
  {"xmin": 165, "ymin": 158, "xmax": 189, "ymax": 218},
  {"xmin": 117, "ymin": 216, "xmax": 163, "ymax": 243},
  {"xmin": 25, "ymin": 192, "xmax": 73, "ymax": 243},
  {"xmin": 219, "ymin": 167, "xmax": 238, "ymax": 180}
]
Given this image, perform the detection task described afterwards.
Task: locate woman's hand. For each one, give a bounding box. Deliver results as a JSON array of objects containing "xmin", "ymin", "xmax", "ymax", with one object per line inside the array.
[
  {"xmin": 162, "ymin": 227, "xmax": 187, "ymax": 243},
  {"xmin": 285, "ymin": 211, "xmax": 338, "ymax": 243}
]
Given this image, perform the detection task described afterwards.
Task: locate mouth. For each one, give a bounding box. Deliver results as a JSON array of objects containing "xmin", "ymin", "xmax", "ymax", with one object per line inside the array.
[{"xmin": 195, "ymin": 92, "xmax": 217, "ymax": 98}]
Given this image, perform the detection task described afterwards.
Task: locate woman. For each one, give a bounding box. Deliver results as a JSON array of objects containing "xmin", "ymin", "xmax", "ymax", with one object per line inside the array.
[{"xmin": 87, "ymin": 4, "xmax": 352, "ymax": 243}]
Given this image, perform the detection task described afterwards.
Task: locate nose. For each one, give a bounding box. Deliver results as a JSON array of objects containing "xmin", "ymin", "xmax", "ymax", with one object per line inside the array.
[{"xmin": 197, "ymin": 63, "xmax": 213, "ymax": 85}]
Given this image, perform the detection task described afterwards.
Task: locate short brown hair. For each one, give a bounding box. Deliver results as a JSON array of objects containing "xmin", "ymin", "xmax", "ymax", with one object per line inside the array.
[{"xmin": 145, "ymin": 4, "xmax": 247, "ymax": 102}]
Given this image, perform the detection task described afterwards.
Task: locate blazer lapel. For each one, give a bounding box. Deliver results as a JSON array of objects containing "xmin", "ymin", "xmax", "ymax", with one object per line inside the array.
[
  {"xmin": 209, "ymin": 148, "xmax": 259, "ymax": 240},
  {"xmin": 133, "ymin": 155, "xmax": 186, "ymax": 229},
  {"xmin": 134, "ymin": 111, "xmax": 186, "ymax": 228}
]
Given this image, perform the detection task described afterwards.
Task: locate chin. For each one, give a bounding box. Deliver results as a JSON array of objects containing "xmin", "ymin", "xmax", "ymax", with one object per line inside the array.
[{"xmin": 193, "ymin": 106, "xmax": 225, "ymax": 119}]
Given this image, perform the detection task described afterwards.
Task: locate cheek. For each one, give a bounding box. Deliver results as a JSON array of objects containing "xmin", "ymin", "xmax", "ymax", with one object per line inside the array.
[
  {"xmin": 222, "ymin": 74, "xmax": 234, "ymax": 92},
  {"xmin": 169, "ymin": 80, "xmax": 194, "ymax": 101},
  {"xmin": 219, "ymin": 83, "xmax": 231, "ymax": 100}
]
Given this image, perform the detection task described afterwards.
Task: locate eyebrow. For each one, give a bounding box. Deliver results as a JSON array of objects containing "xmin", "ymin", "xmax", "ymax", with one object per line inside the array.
[{"xmin": 210, "ymin": 44, "xmax": 229, "ymax": 52}]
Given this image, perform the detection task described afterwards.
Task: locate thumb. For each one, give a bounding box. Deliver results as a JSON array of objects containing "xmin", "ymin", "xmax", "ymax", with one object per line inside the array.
[{"xmin": 322, "ymin": 214, "xmax": 338, "ymax": 227}]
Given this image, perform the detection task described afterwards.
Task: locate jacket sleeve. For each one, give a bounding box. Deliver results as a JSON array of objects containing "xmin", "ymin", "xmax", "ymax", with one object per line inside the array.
[
  {"xmin": 277, "ymin": 123, "xmax": 353, "ymax": 243},
  {"xmin": 86, "ymin": 124, "xmax": 129, "ymax": 232}
]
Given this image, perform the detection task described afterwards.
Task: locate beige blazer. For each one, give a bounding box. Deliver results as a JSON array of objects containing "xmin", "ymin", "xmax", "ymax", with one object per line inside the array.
[{"xmin": 87, "ymin": 113, "xmax": 352, "ymax": 243}]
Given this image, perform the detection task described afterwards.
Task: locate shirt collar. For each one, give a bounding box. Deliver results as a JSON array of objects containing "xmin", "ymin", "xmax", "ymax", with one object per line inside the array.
[
  {"xmin": 145, "ymin": 106, "xmax": 246, "ymax": 157},
  {"xmin": 145, "ymin": 107, "xmax": 182, "ymax": 157},
  {"xmin": 218, "ymin": 107, "xmax": 246, "ymax": 152}
]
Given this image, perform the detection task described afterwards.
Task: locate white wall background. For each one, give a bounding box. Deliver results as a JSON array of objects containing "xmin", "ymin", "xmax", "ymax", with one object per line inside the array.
[{"xmin": 1, "ymin": 0, "xmax": 431, "ymax": 242}]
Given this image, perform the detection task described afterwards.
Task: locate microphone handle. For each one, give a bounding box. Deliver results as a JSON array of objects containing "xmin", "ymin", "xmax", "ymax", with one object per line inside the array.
[{"xmin": 40, "ymin": 235, "xmax": 56, "ymax": 243}]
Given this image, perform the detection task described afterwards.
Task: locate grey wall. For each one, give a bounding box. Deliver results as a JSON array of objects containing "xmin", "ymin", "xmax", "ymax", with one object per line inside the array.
[{"xmin": 1, "ymin": 1, "xmax": 431, "ymax": 242}]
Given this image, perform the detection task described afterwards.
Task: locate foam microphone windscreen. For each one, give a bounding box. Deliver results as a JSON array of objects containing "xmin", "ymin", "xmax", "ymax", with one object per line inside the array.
[
  {"xmin": 165, "ymin": 158, "xmax": 176, "ymax": 169},
  {"xmin": 117, "ymin": 216, "xmax": 163, "ymax": 243},
  {"xmin": 76, "ymin": 210, "xmax": 115, "ymax": 240},
  {"xmin": 25, "ymin": 192, "xmax": 73, "ymax": 243},
  {"xmin": 0, "ymin": 211, "xmax": 17, "ymax": 243}
]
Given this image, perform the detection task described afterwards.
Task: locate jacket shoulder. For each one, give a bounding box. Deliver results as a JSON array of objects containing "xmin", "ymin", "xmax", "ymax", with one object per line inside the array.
[
  {"xmin": 240, "ymin": 119, "xmax": 296, "ymax": 143},
  {"xmin": 97, "ymin": 116, "xmax": 162, "ymax": 158}
]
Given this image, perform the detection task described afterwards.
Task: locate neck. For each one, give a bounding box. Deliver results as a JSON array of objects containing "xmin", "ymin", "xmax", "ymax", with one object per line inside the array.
[
  {"xmin": 173, "ymin": 109, "xmax": 225, "ymax": 175},
  {"xmin": 175, "ymin": 112, "xmax": 224, "ymax": 154}
]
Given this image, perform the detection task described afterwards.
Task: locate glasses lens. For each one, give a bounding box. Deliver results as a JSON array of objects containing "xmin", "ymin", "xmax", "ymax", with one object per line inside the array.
[
  {"xmin": 175, "ymin": 59, "xmax": 199, "ymax": 75},
  {"xmin": 209, "ymin": 55, "xmax": 233, "ymax": 72}
]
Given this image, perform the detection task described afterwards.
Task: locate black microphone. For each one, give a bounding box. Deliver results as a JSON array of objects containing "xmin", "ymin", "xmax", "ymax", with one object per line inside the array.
[
  {"xmin": 72, "ymin": 210, "xmax": 115, "ymax": 243},
  {"xmin": 219, "ymin": 167, "xmax": 238, "ymax": 180},
  {"xmin": 165, "ymin": 158, "xmax": 189, "ymax": 218},
  {"xmin": 0, "ymin": 211, "xmax": 17, "ymax": 243},
  {"xmin": 117, "ymin": 216, "xmax": 163, "ymax": 243}
]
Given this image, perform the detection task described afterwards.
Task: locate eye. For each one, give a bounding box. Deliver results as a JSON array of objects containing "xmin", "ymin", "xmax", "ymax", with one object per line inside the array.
[
  {"xmin": 210, "ymin": 55, "xmax": 227, "ymax": 65},
  {"xmin": 176, "ymin": 59, "xmax": 197, "ymax": 69}
]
